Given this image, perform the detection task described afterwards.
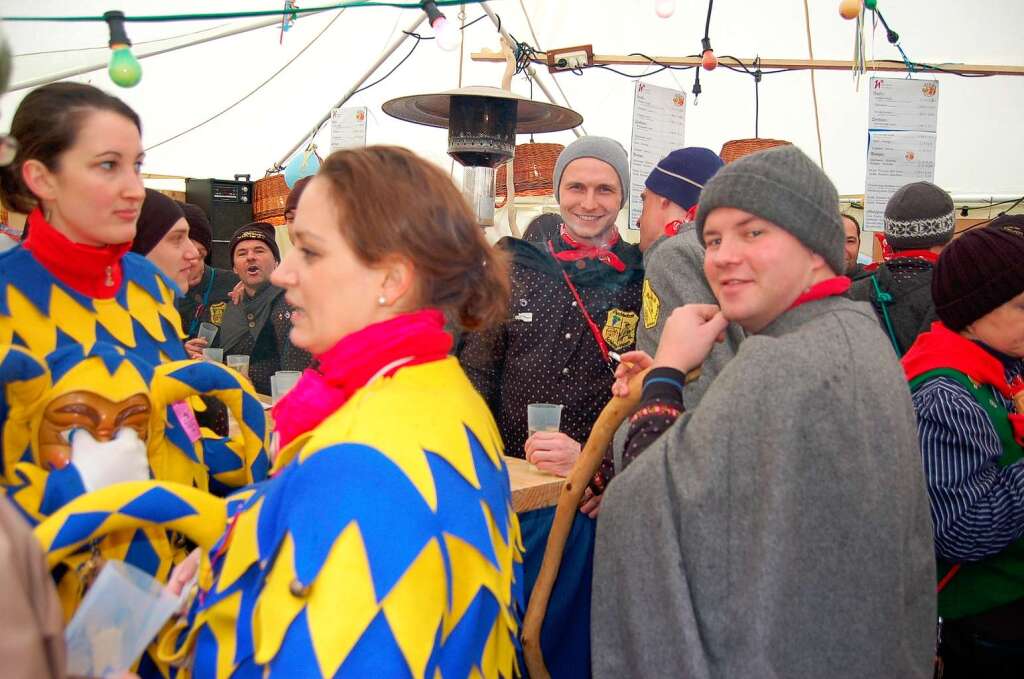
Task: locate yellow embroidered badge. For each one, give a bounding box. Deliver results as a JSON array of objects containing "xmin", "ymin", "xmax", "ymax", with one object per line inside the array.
[
  {"xmin": 209, "ymin": 302, "xmax": 226, "ymax": 326},
  {"xmin": 642, "ymin": 279, "xmax": 660, "ymax": 329},
  {"xmin": 602, "ymin": 308, "xmax": 639, "ymax": 351}
]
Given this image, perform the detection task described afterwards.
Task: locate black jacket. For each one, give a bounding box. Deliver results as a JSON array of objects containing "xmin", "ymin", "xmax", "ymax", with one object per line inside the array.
[
  {"xmin": 457, "ymin": 235, "xmax": 643, "ymax": 459},
  {"xmin": 848, "ymin": 257, "xmax": 938, "ymax": 355}
]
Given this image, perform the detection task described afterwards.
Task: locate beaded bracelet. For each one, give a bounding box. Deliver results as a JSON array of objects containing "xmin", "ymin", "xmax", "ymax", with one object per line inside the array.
[{"xmin": 629, "ymin": 403, "xmax": 682, "ymax": 423}]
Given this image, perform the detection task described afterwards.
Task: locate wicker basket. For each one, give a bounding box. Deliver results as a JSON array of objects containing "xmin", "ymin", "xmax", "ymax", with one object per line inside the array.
[
  {"xmin": 495, "ymin": 142, "xmax": 564, "ymax": 207},
  {"xmin": 253, "ymin": 174, "xmax": 290, "ymax": 223},
  {"xmin": 720, "ymin": 138, "xmax": 791, "ymax": 164}
]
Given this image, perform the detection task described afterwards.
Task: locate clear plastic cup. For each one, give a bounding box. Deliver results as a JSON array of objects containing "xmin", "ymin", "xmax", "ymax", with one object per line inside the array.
[
  {"xmin": 226, "ymin": 354, "xmax": 250, "ymax": 379},
  {"xmin": 201, "ymin": 347, "xmax": 224, "ymax": 363},
  {"xmin": 197, "ymin": 321, "xmax": 219, "ymax": 345},
  {"xmin": 64, "ymin": 560, "xmax": 180, "ymax": 677},
  {"xmin": 526, "ymin": 403, "xmax": 564, "ymax": 472},
  {"xmin": 527, "ymin": 403, "xmax": 563, "ymax": 437},
  {"xmin": 271, "ymin": 370, "xmax": 302, "ymax": 404}
]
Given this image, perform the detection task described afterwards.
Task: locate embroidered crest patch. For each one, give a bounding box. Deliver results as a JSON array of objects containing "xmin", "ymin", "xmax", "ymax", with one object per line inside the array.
[
  {"xmin": 602, "ymin": 308, "xmax": 639, "ymax": 351},
  {"xmin": 642, "ymin": 279, "xmax": 660, "ymax": 329},
  {"xmin": 208, "ymin": 302, "xmax": 226, "ymax": 326}
]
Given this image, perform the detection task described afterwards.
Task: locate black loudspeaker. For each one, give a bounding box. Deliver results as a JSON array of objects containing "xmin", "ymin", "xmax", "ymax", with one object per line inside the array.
[{"xmin": 185, "ymin": 177, "xmax": 253, "ymax": 270}]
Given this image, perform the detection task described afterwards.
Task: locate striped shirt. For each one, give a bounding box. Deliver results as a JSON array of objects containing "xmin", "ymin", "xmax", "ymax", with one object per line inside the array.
[{"xmin": 913, "ymin": 359, "xmax": 1024, "ymax": 563}]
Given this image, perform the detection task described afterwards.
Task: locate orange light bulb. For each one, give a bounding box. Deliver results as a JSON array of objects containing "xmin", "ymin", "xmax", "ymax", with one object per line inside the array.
[
  {"xmin": 701, "ymin": 49, "xmax": 718, "ymax": 71},
  {"xmin": 839, "ymin": 0, "xmax": 862, "ymax": 20}
]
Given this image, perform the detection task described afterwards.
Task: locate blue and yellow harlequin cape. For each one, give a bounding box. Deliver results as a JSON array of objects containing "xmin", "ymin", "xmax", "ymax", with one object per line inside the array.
[
  {"xmin": 36, "ymin": 356, "xmax": 524, "ymax": 678},
  {"xmin": 0, "ymin": 248, "xmax": 269, "ymax": 503}
]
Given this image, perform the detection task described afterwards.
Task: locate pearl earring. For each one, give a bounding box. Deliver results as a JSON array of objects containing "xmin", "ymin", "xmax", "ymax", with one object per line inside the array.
[{"xmin": 378, "ymin": 295, "xmax": 387, "ymax": 306}]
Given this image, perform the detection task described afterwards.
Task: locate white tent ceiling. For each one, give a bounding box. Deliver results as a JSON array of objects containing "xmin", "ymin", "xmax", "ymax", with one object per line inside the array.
[{"xmin": 2, "ymin": 0, "xmax": 1022, "ymax": 198}]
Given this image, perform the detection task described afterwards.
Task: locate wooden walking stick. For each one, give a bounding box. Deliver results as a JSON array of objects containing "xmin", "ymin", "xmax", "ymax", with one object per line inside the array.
[{"xmin": 521, "ymin": 364, "xmax": 700, "ymax": 678}]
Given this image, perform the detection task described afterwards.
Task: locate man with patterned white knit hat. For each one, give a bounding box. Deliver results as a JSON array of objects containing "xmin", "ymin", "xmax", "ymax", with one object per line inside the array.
[{"xmin": 849, "ymin": 180, "xmax": 956, "ymax": 355}]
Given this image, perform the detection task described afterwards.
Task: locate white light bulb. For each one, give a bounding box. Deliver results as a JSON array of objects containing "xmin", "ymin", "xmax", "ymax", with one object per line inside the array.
[
  {"xmin": 655, "ymin": 0, "xmax": 676, "ymax": 18},
  {"xmin": 432, "ymin": 17, "xmax": 460, "ymax": 51}
]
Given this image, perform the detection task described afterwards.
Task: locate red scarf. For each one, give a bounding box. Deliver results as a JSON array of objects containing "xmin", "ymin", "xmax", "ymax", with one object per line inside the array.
[
  {"xmin": 272, "ymin": 309, "xmax": 453, "ymax": 448},
  {"xmin": 903, "ymin": 322, "xmax": 1024, "ymax": 444},
  {"xmin": 22, "ymin": 208, "xmax": 130, "ymax": 299},
  {"xmin": 886, "ymin": 249, "xmax": 940, "ymax": 264},
  {"xmin": 788, "ymin": 276, "xmax": 852, "ymax": 310},
  {"xmin": 551, "ymin": 224, "xmax": 626, "ymax": 273}
]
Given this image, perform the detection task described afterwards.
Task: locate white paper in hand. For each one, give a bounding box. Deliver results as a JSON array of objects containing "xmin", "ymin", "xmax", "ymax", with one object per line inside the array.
[
  {"xmin": 65, "ymin": 560, "xmax": 179, "ymax": 677},
  {"xmin": 70, "ymin": 428, "xmax": 150, "ymax": 492}
]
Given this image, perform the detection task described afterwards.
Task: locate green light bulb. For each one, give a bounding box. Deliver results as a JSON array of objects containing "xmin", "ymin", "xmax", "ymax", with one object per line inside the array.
[
  {"xmin": 864, "ymin": 0, "xmax": 877, "ymax": 9},
  {"xmin": 108, "ymin": 45, "xmax": 142, "ymax": 88}
]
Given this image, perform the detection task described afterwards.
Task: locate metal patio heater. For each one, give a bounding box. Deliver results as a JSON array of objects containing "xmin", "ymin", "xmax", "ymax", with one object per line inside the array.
[{"xmin": 383, "ymin": 86, "xmax": 582, "ymax": 226}]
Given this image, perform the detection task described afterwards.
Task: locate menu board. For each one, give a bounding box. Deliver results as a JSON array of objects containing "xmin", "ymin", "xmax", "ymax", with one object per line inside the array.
[
  {"xmin": 864, "ymin": 131, "xmax": 938, "ymax": 232},
  {"xmin": 329, "ymin": 106, "xmax": 368, "ymax": 152},
  {"xmin": 864, "ymin": 78, "xmax": 939, "ymax": 231},
  {"xmin": 628, "ymin": 82, "xmax": 686, "ymax": 230}
]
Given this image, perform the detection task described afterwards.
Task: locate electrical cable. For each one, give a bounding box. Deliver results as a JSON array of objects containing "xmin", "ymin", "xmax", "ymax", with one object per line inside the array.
[
  {"xmin": 293, "ymin": 11, "xmax": 487, "ymax": 153},
  {"xmin": 959, "ymin": 195, "xmax": 1024, "ymax": 232},
  {"xmin": 145, "ymin": 10, "xmax": 344, "ymax": 152},
  {"xmin": 515, "ymin": 0, "xmax": 583, "ymax": 131},
  {"xmin": 14, "ymin": 24, "xmax": 231, "ymax": 56},
  {"xmin": 4, "ymin": 1, "xmax": 483, "ymax": 23}
]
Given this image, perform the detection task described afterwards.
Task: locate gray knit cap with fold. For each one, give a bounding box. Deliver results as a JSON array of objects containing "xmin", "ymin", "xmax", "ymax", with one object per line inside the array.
[
  {"xmin": 552, "ymin": 136, "xmax": 630, "ymax": 209},
  {"xmin": 696, "ymin": 144, "xmax": 845, "ymax": 275}
]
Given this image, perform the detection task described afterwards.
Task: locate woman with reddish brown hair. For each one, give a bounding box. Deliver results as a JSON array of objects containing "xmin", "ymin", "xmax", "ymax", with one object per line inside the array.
[{"xmin": 156, "ymin": 146, "xmax": 522, "ymax": 677}]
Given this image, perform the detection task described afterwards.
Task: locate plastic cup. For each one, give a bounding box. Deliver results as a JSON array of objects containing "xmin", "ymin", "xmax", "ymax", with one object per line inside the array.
[
  {"xmin": 271, "ymin": 370, "xmax": 302, "ymax": 404},
  {"xmin": 527, "ymin": 403, "xmax": 563, "ymax": 437},
  {"xmin": 64, "ymin": 560, "xmax": 180, "ymax": 677},
  {"xmin": 197, "ymin": 321, "xmax": 218, "ymax": 345},
  {"xmin": 202, "ymin": 347, "xmax": 224, "ymax": 363},
  {"xmin": 226, "ymin": 354, "xmax": 250, "ymax": 379}
]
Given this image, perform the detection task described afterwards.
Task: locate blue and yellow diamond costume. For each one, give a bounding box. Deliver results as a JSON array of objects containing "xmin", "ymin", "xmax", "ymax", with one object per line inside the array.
[
  {"xmin": 0, "ymin": 248, "xmax": 269, "ymax": 501},
  {"xmin": 36, "ymin": 356, "xmax": 523, "ymax": 678},
  {"xmin": 0, "ymin": 246, "xmax": 269, "ymax": 677}
]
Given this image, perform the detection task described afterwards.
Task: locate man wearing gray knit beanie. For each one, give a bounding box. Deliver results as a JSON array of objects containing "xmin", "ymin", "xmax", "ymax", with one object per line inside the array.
[
  {"xmin": 459, "ymin": 134, "xmax": 643, "ymax": 511},
  {"xmin": 849, "ymin": 180, "xmax": 955, "ymax": 355},
  {"xmin": 594, "ymin": 144, "xmax": 936, "ymax": 679}
]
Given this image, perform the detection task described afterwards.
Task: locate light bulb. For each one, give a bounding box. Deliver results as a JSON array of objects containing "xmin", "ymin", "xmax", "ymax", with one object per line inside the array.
[
  {"xmin": 109, "ymin": 45, "xmax": 142, "ymax": 88},
  {"xmin": 701, "ymin": 49, "xmax": 717, "ymax": 71},
  {"xmin": 838, "ymin": 0, "xmax": 862, "ymax": 19},
  {"xmin": 655, "ymin": 0, "xmax": 676, "ymax": 18},
  {"xmin": 432, "ymin": 17, "xmax": 460, "ymax": 51}
]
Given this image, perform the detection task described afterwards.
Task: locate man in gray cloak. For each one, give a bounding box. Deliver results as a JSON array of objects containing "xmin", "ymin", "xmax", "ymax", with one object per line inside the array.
[{"xmin": 592, "ymin": 145, "xmax": 936, "ymax": 678}]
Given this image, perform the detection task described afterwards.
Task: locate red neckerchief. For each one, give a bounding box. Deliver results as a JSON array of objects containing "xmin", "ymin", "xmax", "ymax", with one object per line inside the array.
[
  {"xmin": 903, "ymin": 322, "xmax": 1024, "ymax": 444},
  {"xmin": 788, "ymin": 276, "xmax": 852, "ymax": 310},
  {"xmin": 272, "ymin": 309, "xmax": 453, "ymax": 448},
  {"xmin": 22, "ymin": 208, "xmax": 130, "ymax": 299},
  {"xmin": 886, "ymin": 249, "xmax": 940, "ymax": 264},
  {"xmin": 663, "ymin": 206, "xmax": 698, "ymax": 237},
  {"xmin": 551, "ymin": 224, "xmax": 626, "ymax": 273}
]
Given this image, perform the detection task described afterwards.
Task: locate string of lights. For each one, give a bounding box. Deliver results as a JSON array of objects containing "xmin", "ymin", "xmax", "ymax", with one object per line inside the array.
[{"xmin": 3, "ymin": 1, "xmax": 482, "ymax": 23}]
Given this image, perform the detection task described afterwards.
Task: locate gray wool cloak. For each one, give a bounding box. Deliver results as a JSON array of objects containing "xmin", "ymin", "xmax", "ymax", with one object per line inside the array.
[{"xmin": 593, "ymin": 296, "xmax": 936, "ymax": 679}]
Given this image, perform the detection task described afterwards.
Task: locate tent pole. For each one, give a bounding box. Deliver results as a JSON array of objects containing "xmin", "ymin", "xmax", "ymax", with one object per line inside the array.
[
  {"xmin": 272, "ymin": 11, "xmax": 427, "ymax": 171},
  {"xmin": 8, "ymin": 14, "xmax": 310, "ymax": 93},
  {"xmin": 478, "ymin": 1, "xmax": 584, "ymax": 138}
]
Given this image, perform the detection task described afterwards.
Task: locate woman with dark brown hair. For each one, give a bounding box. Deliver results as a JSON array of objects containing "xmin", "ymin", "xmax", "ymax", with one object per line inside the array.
[
  {"xmin": 0, "ymin": 83, "xmax": 268, "ymax": 677},
  {"xmin": 156, "ymin": 146, "xmax": 522, "ymax": 677}
]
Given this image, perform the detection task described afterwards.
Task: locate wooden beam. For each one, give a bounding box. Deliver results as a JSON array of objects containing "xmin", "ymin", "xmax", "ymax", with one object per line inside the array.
[{"xmin": 470, "ymin": 48, "xmax": 1024, "ymax": 77}]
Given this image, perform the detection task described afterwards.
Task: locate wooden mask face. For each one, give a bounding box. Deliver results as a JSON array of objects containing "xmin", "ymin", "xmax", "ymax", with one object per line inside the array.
[{"xmin": 37, "ymin": 391, "xmax": 151, "ymax": 469}]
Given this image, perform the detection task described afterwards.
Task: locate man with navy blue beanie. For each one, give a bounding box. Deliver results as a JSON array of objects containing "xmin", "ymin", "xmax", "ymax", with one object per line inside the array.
[{"xmin": 631, "ymin": 147, "xmax": 742, "ymax": 408}]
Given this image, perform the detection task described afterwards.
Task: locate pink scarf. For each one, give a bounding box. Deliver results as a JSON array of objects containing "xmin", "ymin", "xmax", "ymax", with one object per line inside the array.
[{"xmin": 272, "ymin": 309, "xmax": 453, "ymax": 448}]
